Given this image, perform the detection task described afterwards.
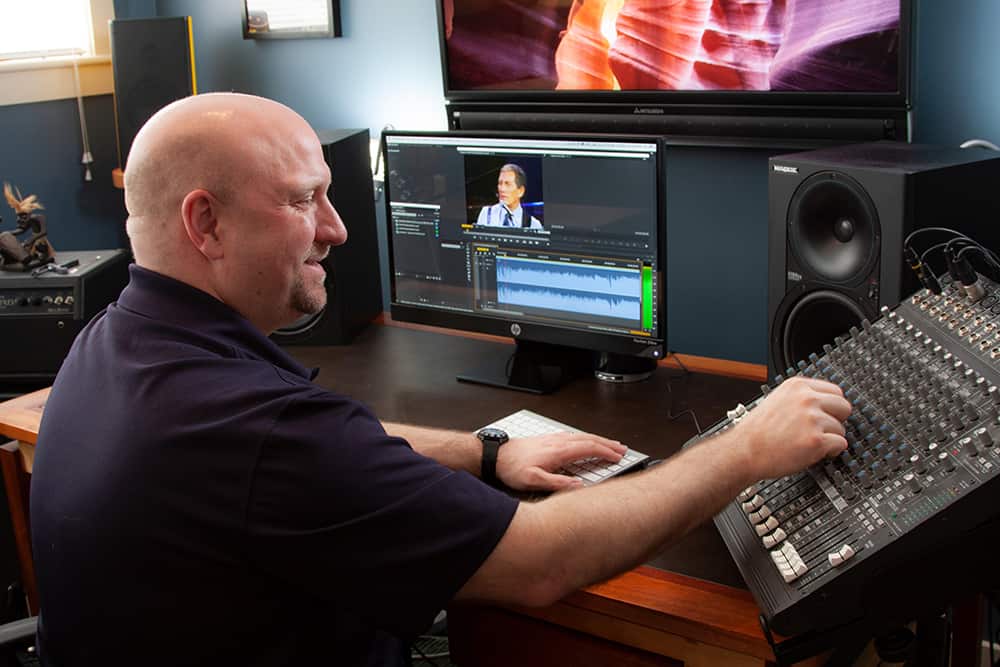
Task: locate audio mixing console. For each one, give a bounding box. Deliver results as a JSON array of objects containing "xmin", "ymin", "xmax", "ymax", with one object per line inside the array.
[{"xmin": 688, "ymin": 274, "xmax": 1000, "ymax": 637}]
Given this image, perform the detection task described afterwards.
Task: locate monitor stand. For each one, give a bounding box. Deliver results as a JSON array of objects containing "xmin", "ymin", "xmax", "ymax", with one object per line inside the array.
[
  {"xmin": 456, "ymin": 340, "xmax": 594, "ymax": 394},
  {"xmin": 593, "ymin": 352, "xmax": 658, "ymax": 384}
]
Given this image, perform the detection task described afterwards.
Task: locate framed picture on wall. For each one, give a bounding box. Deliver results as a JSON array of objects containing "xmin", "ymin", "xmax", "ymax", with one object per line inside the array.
[{"xmin": 242, "ymin": 0, "xmax": 341, "ymax": 40}]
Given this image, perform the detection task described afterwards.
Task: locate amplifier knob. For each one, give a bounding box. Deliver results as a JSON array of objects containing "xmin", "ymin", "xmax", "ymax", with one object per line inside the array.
[
  {"xmin": 65, "ymin": 296, "xmax": 74, "ymax": 305},
  {"xmin": 53, "ymin": 296, "xmax": 64, "ymax": 305}
]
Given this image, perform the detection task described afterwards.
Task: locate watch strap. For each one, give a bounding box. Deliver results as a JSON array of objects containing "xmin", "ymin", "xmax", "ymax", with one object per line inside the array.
[{"xmin": 481, "ymin": 439, "xmax": 501, "ymax": 486}]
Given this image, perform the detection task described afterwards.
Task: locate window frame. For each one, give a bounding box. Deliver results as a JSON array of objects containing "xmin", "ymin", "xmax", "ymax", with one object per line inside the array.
[{"xmin": 0, "ymin": 0, "xmax": 115, "ymax": 107}]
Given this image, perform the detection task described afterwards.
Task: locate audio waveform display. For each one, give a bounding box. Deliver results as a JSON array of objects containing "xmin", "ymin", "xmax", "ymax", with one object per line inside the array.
[
  {"xmin": 496, "ymin": 257, "xmax": 641, "ymax": 321},
  {"xmin": 496, "ymin": 258, "xmax": 641, "ymax": 297}
]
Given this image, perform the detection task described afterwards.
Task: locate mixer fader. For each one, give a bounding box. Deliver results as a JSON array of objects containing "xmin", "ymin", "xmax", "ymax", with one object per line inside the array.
[{"xmin": 689, "ymin": 274, "xmax": 1000, "ymax": 636}]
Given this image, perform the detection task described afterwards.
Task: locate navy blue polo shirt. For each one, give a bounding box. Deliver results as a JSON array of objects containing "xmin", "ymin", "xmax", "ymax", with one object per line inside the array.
[{"xmin": 30, "ymin": 266, "xmax": 518, "ymax": 666}]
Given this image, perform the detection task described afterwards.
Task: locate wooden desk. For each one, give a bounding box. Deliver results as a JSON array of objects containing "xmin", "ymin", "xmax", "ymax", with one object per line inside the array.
[
  {"xmin": 288, "ymin": 324, "xmax": 787, "ymax": 666},
  {"xmin": 0, "ymin": 323, "xmax": 981, "ymax": 665}
]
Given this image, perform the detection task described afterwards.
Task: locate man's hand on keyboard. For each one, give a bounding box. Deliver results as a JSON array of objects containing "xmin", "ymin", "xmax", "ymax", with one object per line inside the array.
[{"xmin": 496, "ymin": 432, "xmax": 626, "ymax": 492}]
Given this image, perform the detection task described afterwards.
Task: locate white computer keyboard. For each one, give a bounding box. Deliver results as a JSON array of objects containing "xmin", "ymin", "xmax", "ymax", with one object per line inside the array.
[{"xmin": 479, "ymin": 409, "xmax": 650, "ymax": 485}]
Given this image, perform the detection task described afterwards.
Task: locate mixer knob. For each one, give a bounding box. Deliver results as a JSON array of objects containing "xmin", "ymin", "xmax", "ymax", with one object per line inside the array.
[
  {"xmin": 931, "ymin": 424, "xmax": 947, "ymax": 441},
  {"xmin": 975, "ymin": 377, "xmax": 989, "ymax": 395},
  {"xmin": 976, "ymin": 427, "xmax": 994, "ymax": 448},
  {"xmin": 841, "ymin": 484, "xmax": 858, "ymax": 501},
  {"xmin": 885, "ymin": 452, "xmax": 902, "ymax": 471},
  {"xmin": 862, "ymin": 318, "xmax": 872, "ymax": 330},
  {"xmin": 850, "ymin": 326, "xmax": 860, "ymax": 338},
  {"xmin": 834, "ymin": 335, "xmax": 846, "ymax": 346},
  {"xmin": 823, "ymin": 343, "xmax": 833, "ymax": 355},
  {"xmin": 857, "ymin": 470, "xmax": 873, "ymax": 488},
  {"xmin": 904, "ymin": 473, "xmax": 922, "ymax": 494},
  {"xmin": 964, "ymin": 404, "xmax": 981, "ymax": 423},
  {"xmin": 871, "ymin": 461, "xmax": 888, "ymax": 480},
  {"xmin": 808, "ymin": 352, "xmax": 820, "ymax": 365},
  {"xmin": 938, "ymin": 451, "xmax": 956, "ymax": 472},
  {"xmin": 785, "ymin": 367, "xmax": 797, "ymax": 378},
  {"xmin": 773, "ymin": 374, "xmax": 785, "ymax": 386},
  {"xmin": 961, "ymin": 437, "xmax": 979, "ymax": 457},
  {"xmin": 990, "ymin": 386, "xmax": 1000, "ymax": 405},
  {"xmin": 759, "ymin": 384, "xmax": 771, "ymax": 397},
  {"xmin": 847, "ymin": 459, "xmax": 861, "ymax": 473},
  {"xmin": 797, "ymin": 360, "xmax": 807, "ymax": 372},
  {"xmin": 911, "ymin": 454, "xmax": 928, "ymax": 474}
]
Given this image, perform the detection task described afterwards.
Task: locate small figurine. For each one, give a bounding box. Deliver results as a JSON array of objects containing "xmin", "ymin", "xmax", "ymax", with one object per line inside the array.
[{"xmin": 0, "ymin": 182, "xmax": 54, "ymax": 272}]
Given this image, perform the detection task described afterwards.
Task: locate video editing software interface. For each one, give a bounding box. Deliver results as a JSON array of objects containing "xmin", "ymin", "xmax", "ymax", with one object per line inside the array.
[{"xmin": 384, "ymin": 134, "xmax": 662, "ymax": 350}]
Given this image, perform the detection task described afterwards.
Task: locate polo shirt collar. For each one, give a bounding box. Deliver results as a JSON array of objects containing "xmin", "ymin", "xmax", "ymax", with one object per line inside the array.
[{"xmin": 117, "ymin": 265, "xmax": 318, "ymax": 380}]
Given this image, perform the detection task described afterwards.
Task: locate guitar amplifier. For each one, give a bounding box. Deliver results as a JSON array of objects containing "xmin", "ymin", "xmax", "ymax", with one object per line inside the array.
[{"xmin": 0, "ymin": 250, "xmax": 130, "ymax": 393}]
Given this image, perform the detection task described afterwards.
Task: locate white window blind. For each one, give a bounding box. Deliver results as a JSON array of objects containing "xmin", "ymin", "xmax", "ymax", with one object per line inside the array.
[{"xmin": 0, "ymin": 1, "xmax": 94, "ymax": 61}]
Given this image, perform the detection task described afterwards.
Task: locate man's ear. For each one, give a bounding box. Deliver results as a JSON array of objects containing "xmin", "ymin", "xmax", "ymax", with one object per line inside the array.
[{"xmin": 180, "ymin": 189, "xmax": 225, "ymax": 260}]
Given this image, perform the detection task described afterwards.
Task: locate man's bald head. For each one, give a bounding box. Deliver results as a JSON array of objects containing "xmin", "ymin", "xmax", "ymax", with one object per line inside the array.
[{"xmin": 124, "ymin": 93, "xmax": 317, "ymax": 268}]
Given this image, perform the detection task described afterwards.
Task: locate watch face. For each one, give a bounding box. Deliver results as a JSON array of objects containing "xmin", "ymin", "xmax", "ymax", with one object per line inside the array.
[{"xmin": 478, "ymin": 427, "xmax": 509, "ymax": 443}]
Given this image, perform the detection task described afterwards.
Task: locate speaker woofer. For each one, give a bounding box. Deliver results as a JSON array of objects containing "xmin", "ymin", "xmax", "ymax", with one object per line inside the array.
[
  {"xmin": 781, "ymin": 290, "xmax": 867, "ymax": 371},
  {"xmin": 787, "ymin": 171, "xmax": 879, "ymax": 284}
]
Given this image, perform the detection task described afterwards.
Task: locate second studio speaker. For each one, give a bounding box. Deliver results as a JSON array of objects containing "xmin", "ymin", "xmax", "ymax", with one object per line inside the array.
[
  {"xmin": 767, "ymin": 141, "xmax": 1000, "ymax": 378},
  {"xmin": 110, "ymin": 16, "xmax": 197, "ymax": 168},
  {"xmin": 270, "ymin": 129, "xmax": 382, "ymax": 346}
]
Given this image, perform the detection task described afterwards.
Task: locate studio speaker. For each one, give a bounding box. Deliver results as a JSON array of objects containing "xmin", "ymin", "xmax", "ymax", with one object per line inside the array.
[
  {"xmin": 768, "ymin": 141, "xmax": 1000, "ymax": 378},
  {"xmin": 110, "ymin": 16, "xmax": 197, "ymax": 168},
  {"xmin": 271, "ymin": 129, "xmax": 383, "ymax": 345}
]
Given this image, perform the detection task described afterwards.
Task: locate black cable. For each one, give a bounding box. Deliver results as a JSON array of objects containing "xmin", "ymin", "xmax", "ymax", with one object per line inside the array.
[
  {"xmin": 956, "ymin": 243, "xmax": 1000, "ymax": 274},
  {"xmin": 903, "ymin": 226, "xmax": 974, "ymax": 249},
  {"xmin": 664, "ymin": 352, "xmax": 703, "ymax": 434}
]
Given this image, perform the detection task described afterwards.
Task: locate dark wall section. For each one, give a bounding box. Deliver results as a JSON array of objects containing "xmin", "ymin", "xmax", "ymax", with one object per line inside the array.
[
  {"xmin": 0, "ymin": 95, "xmax": 126, "ymax": 251},
  {"xmin": 665, "ymin": 147, "xmax": 778, "ymax": 362}
]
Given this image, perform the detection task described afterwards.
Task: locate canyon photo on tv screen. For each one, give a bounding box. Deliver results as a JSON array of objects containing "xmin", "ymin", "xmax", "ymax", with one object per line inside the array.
[{"xmin": 441, "ymin": 0, "xmax": 902, "ymax": 94}]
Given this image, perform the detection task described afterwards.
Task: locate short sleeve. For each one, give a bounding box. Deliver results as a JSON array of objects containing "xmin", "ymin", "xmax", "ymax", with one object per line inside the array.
[{"xmin": 246, "ymin": 391, "xmax": 518, "ymax": 638}]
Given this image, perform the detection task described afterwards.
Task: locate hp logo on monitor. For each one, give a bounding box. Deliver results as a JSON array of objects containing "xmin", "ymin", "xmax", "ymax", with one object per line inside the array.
[{"xmin": 510, "ymin": 323, "xmax": 522, "ymax": 336}]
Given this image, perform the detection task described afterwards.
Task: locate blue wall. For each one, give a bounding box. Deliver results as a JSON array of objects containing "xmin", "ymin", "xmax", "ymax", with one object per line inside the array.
[
  {"xmin": 0, "ymin": 96, "xmax": 126, "ymax": 251},
  {"xmin": 5, "ymin": 0, "xmax": 999, "ymax": 363}
]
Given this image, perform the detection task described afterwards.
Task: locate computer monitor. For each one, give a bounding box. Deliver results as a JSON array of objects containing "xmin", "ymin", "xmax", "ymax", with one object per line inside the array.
[{"xmin": 382, "ymin": 131, "xmax": 665, "ymax": 393}]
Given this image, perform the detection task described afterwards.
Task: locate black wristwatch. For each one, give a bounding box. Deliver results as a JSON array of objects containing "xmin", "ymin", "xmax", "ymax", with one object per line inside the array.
[{"xmin": 477, "ymin": 427, "xmax": 509, "ymax": 486}]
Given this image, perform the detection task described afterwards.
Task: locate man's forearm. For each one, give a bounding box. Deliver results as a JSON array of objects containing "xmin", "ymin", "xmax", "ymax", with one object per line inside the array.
[
  {"xmin": 383, "ymin": 422, "xmax": 481, "ymax": 476},
  {"xmin": 458, "ymin": 426, "xmax": 755, "ymax": 605}
]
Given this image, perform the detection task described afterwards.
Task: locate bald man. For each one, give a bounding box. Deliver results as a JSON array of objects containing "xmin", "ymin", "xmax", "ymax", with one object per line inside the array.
[{"xmin": 30, "ymin": 94, "xmax": 850, "ymax": 666}]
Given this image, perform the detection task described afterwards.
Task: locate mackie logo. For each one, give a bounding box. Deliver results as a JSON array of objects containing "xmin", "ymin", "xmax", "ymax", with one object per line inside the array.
[{"xmin": 633, "ymin": 107, "xmax": 664, "ymax": 115}]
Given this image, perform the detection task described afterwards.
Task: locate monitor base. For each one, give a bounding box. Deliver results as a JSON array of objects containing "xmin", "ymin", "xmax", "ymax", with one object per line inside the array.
[
  {"xmin": 456, "ymin": 340, "xmax": 593, "ymax": 394},
  {"xmin": 593, "ymin": 353, "xmax": 658, "ymax": 384}
]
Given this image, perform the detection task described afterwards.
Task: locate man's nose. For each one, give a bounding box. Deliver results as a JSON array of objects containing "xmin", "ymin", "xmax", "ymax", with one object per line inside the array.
[{"xmin": 318, "ymin": 198, "xmax": 348, "ymax": 246}]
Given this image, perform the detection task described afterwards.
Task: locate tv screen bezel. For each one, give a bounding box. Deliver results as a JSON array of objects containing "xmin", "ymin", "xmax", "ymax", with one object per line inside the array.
[
  {"xmin": 382, "ymin": 130, "xmax": 667, "ymax": 360},
  {"xmin": 435, "ymin": 0, "xmax": 912, "ymax": 111}
]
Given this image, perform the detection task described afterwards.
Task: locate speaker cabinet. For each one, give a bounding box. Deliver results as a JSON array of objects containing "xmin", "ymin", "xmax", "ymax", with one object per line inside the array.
[
  {"xmin": 768, "ymin": 142, "xmax": 1000, "ymax": 377},
  {"xmin": 271, "ymin": 129, "xmax": 382, "ymax": 346},
  {"xmin": 110, "ymin": 16, "xmax": 196, "ymax": 168}
]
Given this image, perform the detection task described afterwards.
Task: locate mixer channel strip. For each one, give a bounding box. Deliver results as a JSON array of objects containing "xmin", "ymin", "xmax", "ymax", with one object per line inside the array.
[{"xmin": 689, "ymin": 274, "xmax": 1000, "ymax": 637}]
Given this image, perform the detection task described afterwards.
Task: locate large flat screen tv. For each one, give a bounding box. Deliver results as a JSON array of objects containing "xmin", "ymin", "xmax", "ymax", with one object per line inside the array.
[{"xmin": 438, "ymin": 0, "xmax": 911, "ymax": 141}]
